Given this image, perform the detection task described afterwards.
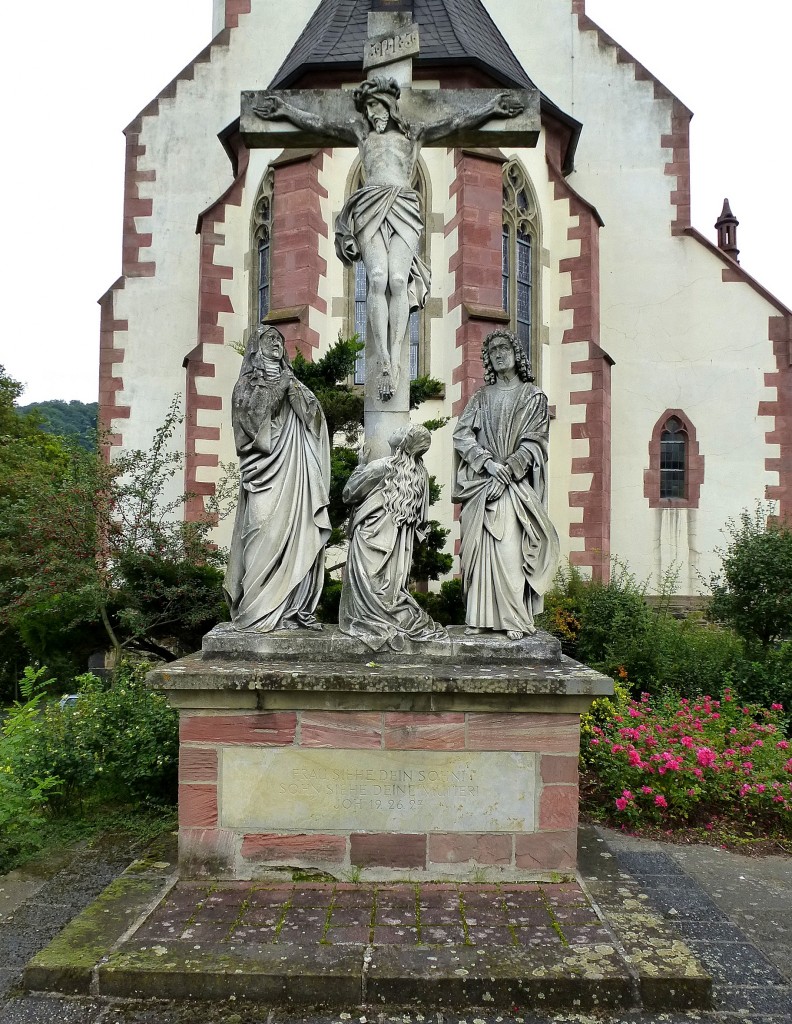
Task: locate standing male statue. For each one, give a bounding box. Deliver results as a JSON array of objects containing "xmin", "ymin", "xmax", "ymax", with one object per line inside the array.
[
  {"xmin": 255, "ymin": 78, "xmax": 523, "ymax": 401},
  {"xmin": 453, "ymin": 330, "xmax": 560, "ymax": 640}
]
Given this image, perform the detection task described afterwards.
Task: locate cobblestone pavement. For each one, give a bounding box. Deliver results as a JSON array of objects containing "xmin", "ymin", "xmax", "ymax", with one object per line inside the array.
[{"xmin": 1, "ymin": 826, "xmax": 791, "ymax": 1023}]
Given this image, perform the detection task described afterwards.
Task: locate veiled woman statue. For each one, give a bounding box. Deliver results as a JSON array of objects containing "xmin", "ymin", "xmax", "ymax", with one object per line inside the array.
[
  {"xmin": 339, "ymin": 424, "xmax": 448, "ymax": 651},
  {"xmin": 453, "ymin": 330, "xmax": 560, "ymax": 640},
  {"xmin": 224, "ymin": 324, "xmax": 332, "ymax": 631}
]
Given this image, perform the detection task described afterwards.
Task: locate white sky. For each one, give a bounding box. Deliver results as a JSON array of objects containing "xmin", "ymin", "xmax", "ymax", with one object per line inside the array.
[{"xmin": 1, "ymin": 0, "xmax": 789, "ymax": 404}]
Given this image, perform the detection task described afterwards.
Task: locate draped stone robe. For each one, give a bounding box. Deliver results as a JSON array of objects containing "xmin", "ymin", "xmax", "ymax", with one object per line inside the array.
[
  {"xmin": 339, "ymin": 456, "xmax": 446, "ymax": 651},
  {"xmin": 224, "ymin": 371, "xmax": 331, "ymax": 631},
  {"xmin": 452, "ymin": 380, "xmax": 560, "ymax": 633}
]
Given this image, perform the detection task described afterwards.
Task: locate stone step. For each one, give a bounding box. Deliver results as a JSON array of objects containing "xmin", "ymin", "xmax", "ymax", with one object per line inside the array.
[{"xmin": 23, "ymin": 871, "xmax": 712, "ymax": 1012}]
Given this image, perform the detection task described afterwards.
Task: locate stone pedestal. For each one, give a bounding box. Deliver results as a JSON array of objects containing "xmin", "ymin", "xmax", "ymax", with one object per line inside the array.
[{"xmin": 148, "ymin": 626, "xmax": 613, "ymax": 882}]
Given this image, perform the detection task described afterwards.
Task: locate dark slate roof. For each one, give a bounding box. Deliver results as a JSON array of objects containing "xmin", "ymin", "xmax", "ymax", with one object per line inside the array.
[{"xmin": 270, "ymin": 0, "xmax": 536, "ymax": 90}]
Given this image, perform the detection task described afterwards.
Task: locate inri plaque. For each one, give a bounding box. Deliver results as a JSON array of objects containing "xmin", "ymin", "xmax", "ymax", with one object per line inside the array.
[{"xmin": 221, "ymin": 749, "xmax": 537, "ymax": 833}]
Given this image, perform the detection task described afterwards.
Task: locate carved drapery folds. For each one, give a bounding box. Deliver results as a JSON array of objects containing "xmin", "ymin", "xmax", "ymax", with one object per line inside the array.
[{"xmin": 347, "ymin": 159, "xmax": 429, "ymax": 385}]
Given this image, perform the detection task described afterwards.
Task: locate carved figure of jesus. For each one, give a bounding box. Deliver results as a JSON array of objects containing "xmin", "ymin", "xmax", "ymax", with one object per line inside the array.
[{"xmin": 255, "ymin": 78, "xmax": 523, "ymax": 401}]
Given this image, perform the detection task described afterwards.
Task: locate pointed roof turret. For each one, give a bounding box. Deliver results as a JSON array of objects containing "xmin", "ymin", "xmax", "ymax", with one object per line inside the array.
[
  {"xmin": 269, "ymin": 0, "xmax": 536, "ymax": 90},
  {"xmin": 715, "ymin": 198, "xmax": 740, "ymax": 263}
]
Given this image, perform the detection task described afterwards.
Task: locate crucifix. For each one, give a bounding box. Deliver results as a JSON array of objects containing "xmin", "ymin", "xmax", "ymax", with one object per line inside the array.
[{"xmin": 240, "ymin": 2, "xmax": 540, "ymax": 459}]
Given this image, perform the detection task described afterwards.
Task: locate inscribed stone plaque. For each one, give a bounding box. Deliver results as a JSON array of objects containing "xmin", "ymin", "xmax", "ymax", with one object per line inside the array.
[{"xmin": 221, "ymin": 749, "xmax": 536, "ymax": 833}]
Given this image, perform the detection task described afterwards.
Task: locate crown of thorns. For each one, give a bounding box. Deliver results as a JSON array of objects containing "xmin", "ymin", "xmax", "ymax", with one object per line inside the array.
[{"xmin": 353, "ymin": 76, "xmax": 401, "ymax": 112}]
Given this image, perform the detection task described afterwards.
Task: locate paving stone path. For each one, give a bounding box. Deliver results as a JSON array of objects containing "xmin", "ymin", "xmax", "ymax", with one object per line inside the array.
[
  {"xmin": 0, "ymin": 826, "xmax": 790, "ymax": 1023},
  {"xmin": 130, "ymin": 879, "xmax": 608, "ymax": 951}
]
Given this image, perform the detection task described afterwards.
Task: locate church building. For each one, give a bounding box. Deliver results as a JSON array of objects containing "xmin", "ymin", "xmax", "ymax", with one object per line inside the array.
[{"xmin": 98, "ymin": 0, "xmax": 792, "ymax": 595}]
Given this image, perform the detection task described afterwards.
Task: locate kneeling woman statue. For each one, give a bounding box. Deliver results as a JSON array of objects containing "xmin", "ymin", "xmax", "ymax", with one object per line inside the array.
[{"xmin": 339, "ymin": 424, "xmax": 447, "ymax": 651}]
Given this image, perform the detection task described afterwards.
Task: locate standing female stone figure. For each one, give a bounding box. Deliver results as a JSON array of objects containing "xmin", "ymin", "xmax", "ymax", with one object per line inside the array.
[
  {"xmin": 339, "ymin": 424, "xmax": 447, "ymax": 650},
  {"xmin": 453, "ymin": 330, "xmax": 560, "ymax": 640},
  {"xmin": 224, "ymin": 325, "xmax": 332, "ymax": 631}
]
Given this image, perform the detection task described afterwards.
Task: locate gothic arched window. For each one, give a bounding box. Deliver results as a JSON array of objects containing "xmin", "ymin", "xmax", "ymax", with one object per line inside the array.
[
  {"xmin": 644, "ymin": 409, "xmax": 705, "ymax": 508},
  {"xmin": 660, "ymin": 417, "xmax": 687, "ymax": 499},
  {"xmin": 502, "ymin": 159, "xmax": 540, "ymax": 372},
  {"xmin": 250, "ymin": 168, "xmax": 274, "ymax": 327},
  {"xmin": 348, "ymin": 160, "xmax": 428, "ymax": 385}
]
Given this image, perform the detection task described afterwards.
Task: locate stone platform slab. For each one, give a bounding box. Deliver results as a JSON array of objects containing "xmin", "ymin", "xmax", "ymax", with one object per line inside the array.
[
  {"xmin": 24, "ymin": 862, "xmax": 711, "ymax": 1012},
  {"xmin": 202, "ymin": 623, "xmax": 563, "ymax": 665}
]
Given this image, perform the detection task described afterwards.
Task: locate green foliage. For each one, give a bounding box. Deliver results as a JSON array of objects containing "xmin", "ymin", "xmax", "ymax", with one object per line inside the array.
[
  {"xmin": 708, "ymin": 505, "xmax": 792, "ymax": 649},
  {"xmin": 412, "ymin": 577, "xmax": 466, "ymax": 626},
  {"xmin": 17, "ymin": 399, "xmax": 98, "ymax": 450},
  {"xmin": 316, "ymin": 570, "xmax": 343, "ymax": 624},
  {"xmin": 583, "ymin": 689, "xmax": 792, "ymax": 835},
  {"xmin": 0, "ymin": 386, "xmax": 234, "ymax": 680},
  {"xmin": 411, "ymin": 521, "xmax": 454, "ymax": 583},
  {"xmin": 409, "ymin": 375, "xmax": 445, "ymax": 407},
  {"xmin": 291, "ymin": 335, "xmax": 364, "ymax": 443},
  {"xmin": 0, "ymin": 662, "xmax": 178, "ymax": 872},
  {"xmin": 729, "ymin": 642, "xmax": 792, "ymax": 722},
  {"xmin": 539, "ymin": 561, "xmax": 743, "ymax": 698}
]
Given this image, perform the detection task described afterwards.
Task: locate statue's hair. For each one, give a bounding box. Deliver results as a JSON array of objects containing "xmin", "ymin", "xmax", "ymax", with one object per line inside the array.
[
  {"xmin": 240, "ymin": 323, "xmax": 290, "ymax": 376},
  {"xmin": 353, "ymin": 76, "xmax": 411, "ymax": 139},
  {"xmin": 481, "ymin": 329, "xmax": 534, "ymax": 384},
  {"xmin": 382, "ymin": 424, "xmax": 431, "ymax": 527}
]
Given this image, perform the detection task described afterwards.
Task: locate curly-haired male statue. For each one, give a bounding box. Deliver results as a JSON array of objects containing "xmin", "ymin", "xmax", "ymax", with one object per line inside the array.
[
  {"xmin": 453, "ymin": 330, "xmax": 560, "ymax": 640},
  {"xmin": 339, "ymin": 424, "xmax": 448, "ymax": 651},
  {"xmin": 255, "ymin": 77, "xmax": 522, "ymax": 401}
]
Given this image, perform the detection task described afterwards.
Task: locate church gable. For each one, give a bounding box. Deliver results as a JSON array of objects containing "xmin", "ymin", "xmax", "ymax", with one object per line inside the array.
[{"xmin": 99, "ymin": 0, "xmax": 791, "ymax": 594}]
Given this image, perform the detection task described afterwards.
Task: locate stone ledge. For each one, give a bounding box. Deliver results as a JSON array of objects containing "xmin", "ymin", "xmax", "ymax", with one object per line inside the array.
[
  {"xmin": 150, "ymin": 654, "xmax": 611, "ymax": 699},
  {"xmin": 202, "ymin": 623, "xmax": 563, "ymax": 665}
]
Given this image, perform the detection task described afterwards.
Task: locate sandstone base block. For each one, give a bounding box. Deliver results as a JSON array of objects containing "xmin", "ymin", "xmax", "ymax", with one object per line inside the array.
[{"xmin": 148, "ymin": 626, "xmax": 613, "ymax": 881}]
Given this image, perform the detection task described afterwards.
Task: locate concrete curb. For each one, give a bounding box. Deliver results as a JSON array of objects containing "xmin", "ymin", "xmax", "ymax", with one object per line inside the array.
[{"xmin": 22, "ymin": 854, "xmax": 177, "ymax": 996}]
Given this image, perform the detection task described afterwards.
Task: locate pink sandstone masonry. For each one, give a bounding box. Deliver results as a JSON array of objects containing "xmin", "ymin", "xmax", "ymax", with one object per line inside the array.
[{"xmin": 177, "ymin": 709, "xmax": 580, "ymax": 881}]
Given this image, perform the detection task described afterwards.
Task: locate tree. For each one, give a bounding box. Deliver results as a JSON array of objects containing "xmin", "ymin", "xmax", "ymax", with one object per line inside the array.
[
  {"xmin": 708, "ymin": 505, "xmax": 792, "ymax": 649},
  {"xmin": 0, "ymin": 395, "xmax": 234, "ymax": 673},
  {"xmin": 17, "ymin": 399, "xmax": 98, "ymax": 450}
]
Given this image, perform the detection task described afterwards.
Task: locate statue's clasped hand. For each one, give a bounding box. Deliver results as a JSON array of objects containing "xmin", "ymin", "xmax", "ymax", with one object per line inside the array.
[
  {"xmin": 484, "ymin": 459, "xmax": 512, "ymax": 502},
  {"xmin": 485, "ymin": 458, "xmax": 512, "ymax": 484}
]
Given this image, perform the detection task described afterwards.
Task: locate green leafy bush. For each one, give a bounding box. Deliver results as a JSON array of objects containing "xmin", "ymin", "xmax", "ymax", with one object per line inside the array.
[
  {"xmin": 412, "ymin": 577, "xmax": 466, "ymax": 626},
  {"xmin": 539, "ymin": 562, "xmax": 742, "ymax": 698},
  {"xmin": 583, "ymin": 689, "xmax": 791, "ymax": 834},
  {"xmin": 708, "ymin": 505, "xmax": 792, "ymax": 649},
  {"xmin": 0, "ymin": 662, "xmax": 178, "ymax": 870}
]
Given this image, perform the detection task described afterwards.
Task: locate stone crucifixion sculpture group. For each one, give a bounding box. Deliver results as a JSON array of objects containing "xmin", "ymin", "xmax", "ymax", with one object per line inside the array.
[{"xmin": 224, "ymin": 12, "xmax": 558, "ymax": 650}]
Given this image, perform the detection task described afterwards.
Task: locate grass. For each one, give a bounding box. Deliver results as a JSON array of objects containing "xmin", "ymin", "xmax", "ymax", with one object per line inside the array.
[{"xmin": 0, "ymin": 800, "xmax": 177, "ymax": 877}]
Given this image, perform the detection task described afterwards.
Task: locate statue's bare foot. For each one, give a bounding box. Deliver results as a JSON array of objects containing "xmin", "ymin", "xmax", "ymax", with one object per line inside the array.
[
  {"xmin": 465, "ymin": 626, "xmax": 486, "ymax": 635},
  {"xmin": 304, "ymin": 620, "xmax": 324, "ymax": 631},
  {"xmin": 506, "ymin": 626, "xmax": 536, "ymax": 641},
  {"xmin": 377, "ymin": 363, "xmax": 394, "ymax": 402}
]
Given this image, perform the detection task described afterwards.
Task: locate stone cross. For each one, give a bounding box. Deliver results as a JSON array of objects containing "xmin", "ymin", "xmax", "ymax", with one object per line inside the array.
[{"xmin": 240, "ymin": 9, "xmax": 540, "ymax": 458}]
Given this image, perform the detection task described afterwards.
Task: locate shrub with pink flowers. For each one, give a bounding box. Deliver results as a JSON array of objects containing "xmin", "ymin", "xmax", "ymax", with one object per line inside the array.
[{"xmin": 582, "ymin": 689, "xmax": 792, "ymax": 834}]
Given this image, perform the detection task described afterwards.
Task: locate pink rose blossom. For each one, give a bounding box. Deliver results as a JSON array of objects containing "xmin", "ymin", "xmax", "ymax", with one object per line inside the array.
[
  {"xmin": 696, "ymin": 747, "xmax": 717, "ymax": 768},
  {"xmin": 654, "ymin": 794, "xmax": 668, "ymax": 808}
]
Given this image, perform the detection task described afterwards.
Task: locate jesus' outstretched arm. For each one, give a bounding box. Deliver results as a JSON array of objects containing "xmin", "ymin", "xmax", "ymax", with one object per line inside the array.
[
  {"xmin": 253, "ymin": 94, "xmax": 360, "ymax": 145},
  {"xmin": 417, "ymin": 91, "xmax": 524, "ymax": 144}
]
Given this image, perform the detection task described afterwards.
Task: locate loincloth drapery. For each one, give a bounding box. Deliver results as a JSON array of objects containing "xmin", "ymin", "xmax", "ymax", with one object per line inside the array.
[{"xmin": 334, "ymin": 185, "xmax": 431, "ymax": 313}]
